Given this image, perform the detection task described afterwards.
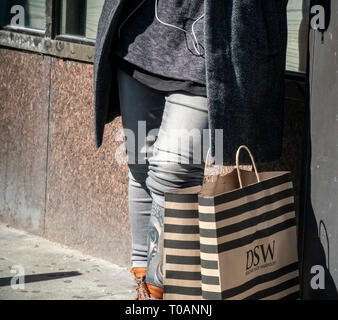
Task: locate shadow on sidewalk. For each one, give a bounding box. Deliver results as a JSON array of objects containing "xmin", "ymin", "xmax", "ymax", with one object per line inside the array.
[{"xmin": 0, "ymin": 271, "xmax": 81, "ymax": 287}]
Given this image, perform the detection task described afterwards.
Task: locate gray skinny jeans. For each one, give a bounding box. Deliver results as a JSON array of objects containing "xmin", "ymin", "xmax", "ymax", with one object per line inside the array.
[{"xmin": 116, "ymin": 68, "xmax": 209, "ymax": 287}]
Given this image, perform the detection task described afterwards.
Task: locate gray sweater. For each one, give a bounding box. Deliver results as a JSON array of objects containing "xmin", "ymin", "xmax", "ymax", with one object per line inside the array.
[{"xmin": 113, "ymin": 0, "xmax": 206, "ymax": 85}]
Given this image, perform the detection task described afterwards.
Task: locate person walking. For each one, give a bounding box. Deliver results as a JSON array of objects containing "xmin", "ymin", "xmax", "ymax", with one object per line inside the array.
[{"xmin": 94, "ymin": 0, "xmax": 288, "ymax": 300}]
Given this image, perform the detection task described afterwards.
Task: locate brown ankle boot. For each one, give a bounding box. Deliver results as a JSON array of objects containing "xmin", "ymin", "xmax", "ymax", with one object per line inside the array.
[
  {"xmin": 146, "ymin": 282, "xmax": 163, "ymax": 300},
  {"xmin": 131, "ymin": 267, "xmax": 150, "ymax": 300}
]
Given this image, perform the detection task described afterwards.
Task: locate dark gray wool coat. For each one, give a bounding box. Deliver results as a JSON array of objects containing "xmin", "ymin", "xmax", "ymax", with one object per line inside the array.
[{"xmin": 94, "ymin": 0, "xmax": 288, "ymax": 165}]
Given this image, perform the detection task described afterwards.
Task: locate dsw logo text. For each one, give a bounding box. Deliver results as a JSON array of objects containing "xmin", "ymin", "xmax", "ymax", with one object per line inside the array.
[{"xmin": 246, "ymin": 240, "xmax": 276, "ymax": 271}]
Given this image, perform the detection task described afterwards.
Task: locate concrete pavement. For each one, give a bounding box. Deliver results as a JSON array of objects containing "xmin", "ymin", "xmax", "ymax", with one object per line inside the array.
[{"xmin": 0, "ymin": 223, "xmax": 135, "ymax": 300}]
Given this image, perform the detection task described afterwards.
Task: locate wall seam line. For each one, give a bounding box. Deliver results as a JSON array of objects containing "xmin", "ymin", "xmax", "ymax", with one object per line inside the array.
[{"xmin": 43, "ymin": 56, "xmax": 52, "ymax": 237}]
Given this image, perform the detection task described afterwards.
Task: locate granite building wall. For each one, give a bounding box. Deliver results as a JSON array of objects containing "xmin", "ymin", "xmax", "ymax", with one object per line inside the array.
[{"xmin": 0, "ymin": 47, "xmax": 306, "ymax": 267}]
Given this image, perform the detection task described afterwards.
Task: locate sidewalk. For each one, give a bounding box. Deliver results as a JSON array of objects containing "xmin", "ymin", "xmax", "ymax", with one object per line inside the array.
[{"xmin": 0, "ymin": 224, "xmax": 135, "ymax": 300}]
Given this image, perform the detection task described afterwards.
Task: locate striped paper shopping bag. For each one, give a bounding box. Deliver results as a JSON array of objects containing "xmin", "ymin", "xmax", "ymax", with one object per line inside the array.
[
  {"xmin": 198, "ymin": 146, "xmax": 300, "ymax": 300},
  {"xmin": 163, "ymin": 185, "xmax": 202, "ymax": 300}
]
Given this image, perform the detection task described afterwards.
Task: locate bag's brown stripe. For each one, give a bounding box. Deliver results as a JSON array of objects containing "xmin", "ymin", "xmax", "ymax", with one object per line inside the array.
[
  {"xmin": 165, "ymin": 217, "xmax": 199, "ymax": 226},
  {"xmin": 166, "ymin": 270, "xmax": 201, "ymax": 281},
  {"xmin": 165, "ymin": 193, "xmax": 198, "ymax": 203},
  {"xmin": 260, "ymin": 285, "xmax": 299, "ymax": 300},
  {"xmin": 243, "ymin": 277, "xmax": 299, "ymax": 300},
  {"xmin": 164, "ymin": 224, "xmax": 200, "ymax": 234},
  {"xmin": 201, "ymin": 278, "xmax": 299, "ymax": 301},
  {"xmin": 198, "ymin": 172, "xmax": 291, "ymax": 206},
  {"xmin": 201, "ymin": 259, "xmax": 218, "ymax": 269},
  {"xmin": 165, "ymin": 248, "xmax": 200, "ymax": 256},
  {"xmin": 164, "ymin": 239, "xmax": 200, "ymax": 250},
  {"xmin": 164, "ymin": 285, "xmax": 202, "ymax": 296},
  {"xmin": 204, "ymin": 262, "xmax": 299, "ymax": 299},
  {"xmin": 164, "ymin": 293, "xmax": 202, "ymax": 300},
  {"xmin": 199, "ymin": 197, "xmax": 293, "ymax": 232},
  {"xmin": 200, "ymin": 218, "xmax": 296, "ymax": 253},
  {"xmin": 165, "ymin": 208, "xmax": 198, "ymax": 219},
  {"xmin": 199, "ymin": 188, "xmax": 294, "ymax": 223},
  {"xmin": 280, "ymin": 291, "xmax": 300, "ymax": 300},
  {"xmin": 165, "ymin": 232, "xmax": 200, "ymax": 241},
  {"xmin": 166, "ymin": 255, "xmax": 201, "ymax": 265},
  {"xmin": 200, "ymin": 203, "xmax": 295, "ymax": 238}
]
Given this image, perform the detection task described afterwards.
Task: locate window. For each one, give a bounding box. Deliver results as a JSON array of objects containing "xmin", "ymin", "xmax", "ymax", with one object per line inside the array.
[
  {"xmin": 0, "ymin": 0, "xmax": 309, "ymax": 73},
  {"xmin": 286, "ymin": 0, "xmax": 310, "ymax": 74},
  {"xmin": 61, "ymin": 0, "xmax": 104, "ymax": 40}
]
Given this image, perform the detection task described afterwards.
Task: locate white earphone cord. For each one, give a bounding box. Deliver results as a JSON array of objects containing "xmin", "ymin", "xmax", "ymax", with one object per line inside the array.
[
  {"xmin": 118, "ymin": 0, "xmax": 205, "ymax": 56},
  {"xmin": 154, "ymin": 0, "xmax": 205, "ymax": 56}
]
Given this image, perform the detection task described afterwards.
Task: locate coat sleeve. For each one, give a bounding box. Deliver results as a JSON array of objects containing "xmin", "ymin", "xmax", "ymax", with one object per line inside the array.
[
  {"xmin": 93, "ymin": 0, "xmax": 127, "ymax": 148},
  {"xmin": 204, "ymin": 0, "xmax": 289, "ymax": 165}
]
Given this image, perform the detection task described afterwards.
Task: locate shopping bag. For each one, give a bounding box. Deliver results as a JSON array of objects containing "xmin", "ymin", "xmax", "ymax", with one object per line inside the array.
[
  {"xmin": 198, "ymin": 145, "xmax": 300, "ymax": 300},
  {"xmin": 163, "ymin": 152, "xmax": 243, "ymax": 300},
  {"xmin": 163, "ymin": 185, "xmax": 202, "ymax": 300}
]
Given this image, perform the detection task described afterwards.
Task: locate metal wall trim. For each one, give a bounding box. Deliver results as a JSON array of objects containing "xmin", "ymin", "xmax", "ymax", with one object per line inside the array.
[{"xmin": 0, "ymin": 29, "xmax": 94, "ymax": 63}]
